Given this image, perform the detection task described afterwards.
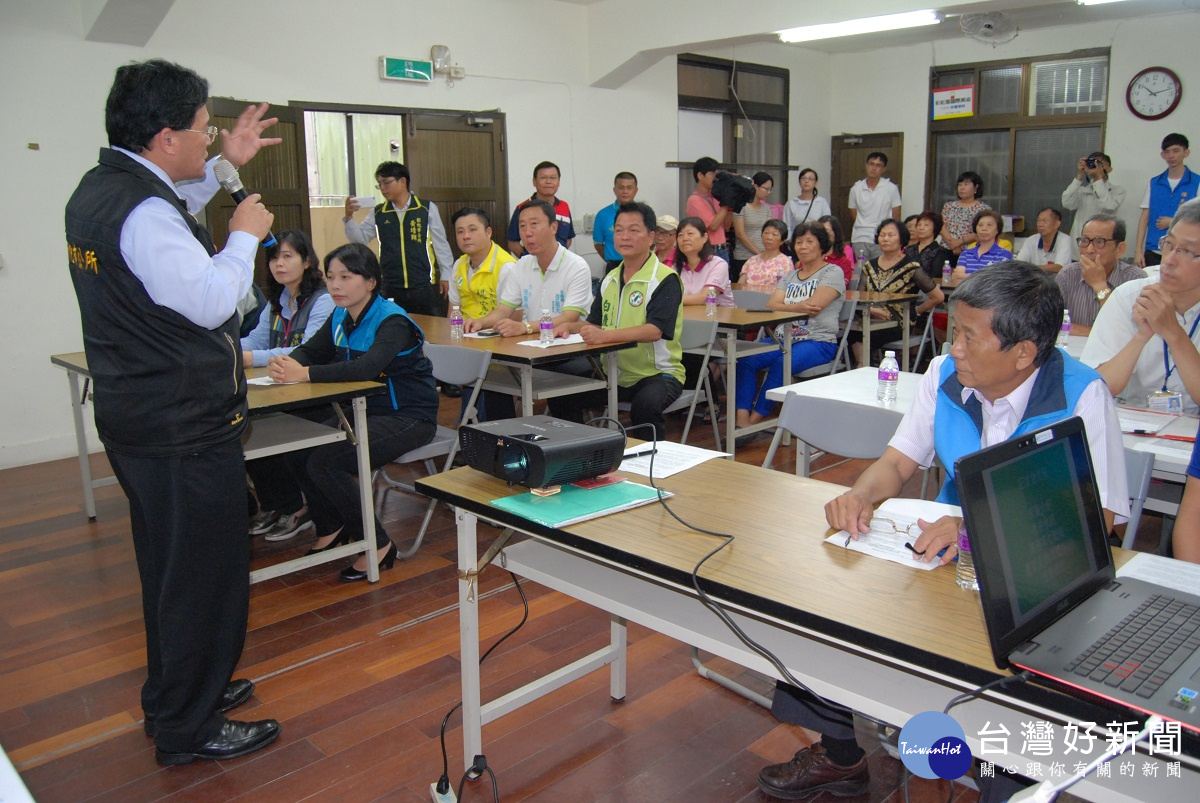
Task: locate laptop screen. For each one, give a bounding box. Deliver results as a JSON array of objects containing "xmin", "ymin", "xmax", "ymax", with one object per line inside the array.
[{"xmin": 955, "ymin": 416, "xmax": 1115, "ymax": 666}]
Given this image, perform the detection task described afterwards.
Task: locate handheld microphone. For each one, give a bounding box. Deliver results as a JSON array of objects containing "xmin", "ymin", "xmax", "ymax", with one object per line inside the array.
[{"xmin": 214, "ymin": 158, "xmax": 277, "ymax": 248}]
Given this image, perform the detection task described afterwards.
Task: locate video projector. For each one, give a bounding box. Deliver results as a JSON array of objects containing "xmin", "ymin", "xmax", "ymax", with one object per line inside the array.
[{"xmin": 458, "ymin": 416, "xmax": 626, "ymax": 488}]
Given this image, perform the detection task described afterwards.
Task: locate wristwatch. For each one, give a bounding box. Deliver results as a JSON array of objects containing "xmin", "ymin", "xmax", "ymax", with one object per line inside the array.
[
  {"xmin": 1095, "ymin": 287, "xmax": 1111, "ymax": 302},
  {"xmin": 524, "ymin": 321, "xmax": 534, "ymax": 335}
]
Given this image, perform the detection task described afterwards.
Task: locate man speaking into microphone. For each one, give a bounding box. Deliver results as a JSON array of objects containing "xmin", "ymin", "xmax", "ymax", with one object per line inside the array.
[{"xmin": 65, "ymin": 59, "xmax": 282, "ymax": 765}]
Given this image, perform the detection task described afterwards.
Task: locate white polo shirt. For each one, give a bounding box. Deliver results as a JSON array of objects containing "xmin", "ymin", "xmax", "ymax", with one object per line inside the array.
[
  {"xmin": 498, "ymin": 244, "xmax": 594, "ymax": 322},
  {"xmin": 848, "ymin": 177, "xmax": 902, "ymax": 243}
]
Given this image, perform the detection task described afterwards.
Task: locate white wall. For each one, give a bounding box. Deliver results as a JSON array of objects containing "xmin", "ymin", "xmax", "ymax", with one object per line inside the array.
[
  {"xmin": 0, "ymin": 0, "xmax": 683, "ymax": 468},
  {"xmin": 828, "ymin": 12, "xmax": 1200, "ymax": 226}
]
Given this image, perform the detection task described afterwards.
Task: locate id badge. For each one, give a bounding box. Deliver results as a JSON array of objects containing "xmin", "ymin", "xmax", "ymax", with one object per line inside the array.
[{"xmin": 1147, "ymin": 390, "xmax": 1183, "ymax": 414}]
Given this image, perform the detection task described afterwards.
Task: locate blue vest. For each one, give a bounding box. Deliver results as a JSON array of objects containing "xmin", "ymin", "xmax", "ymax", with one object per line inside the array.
[
  {"xmin": 329, "ymin": 295, "xmax": 438, "ymax": 422},
  {"xmin": 932, "ymin": 349, "xmax": 1099, "ymax": 504},
  {"xmin": 1146, "ymin": 167, "xmax": 1200, "ymax": 251}
]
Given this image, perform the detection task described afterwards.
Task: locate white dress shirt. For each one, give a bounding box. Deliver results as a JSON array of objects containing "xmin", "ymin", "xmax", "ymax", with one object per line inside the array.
[{"xmin": 115, "ymin": 148, "xmax": 258, "ymax": 329}]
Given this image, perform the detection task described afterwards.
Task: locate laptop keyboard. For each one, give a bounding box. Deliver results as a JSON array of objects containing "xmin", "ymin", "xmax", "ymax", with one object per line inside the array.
[{"xmin": 1064, "ymin": 594, "xmax": 1200, "ymax": 698}]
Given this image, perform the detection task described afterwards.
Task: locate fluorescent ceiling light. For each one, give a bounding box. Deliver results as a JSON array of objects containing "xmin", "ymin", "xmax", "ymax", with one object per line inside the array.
[
  {"xmin": 777, "ymin": 10, "xmax": 940, "ymax": 43},
  {"xmin": 1076, "ymin": 0, "xmax": 1130, "ymax": 5}
]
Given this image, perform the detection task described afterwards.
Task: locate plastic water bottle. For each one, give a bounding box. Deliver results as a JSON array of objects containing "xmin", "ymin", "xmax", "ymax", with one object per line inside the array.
[
  {"xmin": 941, "ymin": 259, "xmax": 952, "ymax": 284},
  {"xmin": 449, "ymin": 304, "xmax": 464, "ymax": 340},
  {"xmin": 956, "ymin": 523, "xmax": 979, "ymax": 591},
  {"xmin": 1058, "ymin": 310, "xmax": 1071, "ymax": 348},
  {"xmin": 539, "ymin": 308, "xmax": 554, "ymax": 344},
  {"xmin": 877, "ymin": 350, "xmax": 899, "ymax": 404},
  {"xmin": 705, "ymin": 286, "xmax": 717, "ymax": 318}
]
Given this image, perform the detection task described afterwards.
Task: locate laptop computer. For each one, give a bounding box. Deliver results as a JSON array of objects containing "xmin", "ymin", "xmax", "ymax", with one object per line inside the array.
[{"xmin": 955, "ymin": 416, "xmax": 1200, "ymax": 732}]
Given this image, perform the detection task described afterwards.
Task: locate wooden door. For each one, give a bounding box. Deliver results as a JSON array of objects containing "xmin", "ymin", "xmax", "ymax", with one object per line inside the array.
[
  {"xmin": 403, "ymin": 112, "xmax": 508, "ymax": 258},
  {"xmin": 205, "ymin": 98, "xmax": 311, "ymax": 286},
  {"xmin": 829, "ymin": 132, "xmax": 904, "ymax": 231}
]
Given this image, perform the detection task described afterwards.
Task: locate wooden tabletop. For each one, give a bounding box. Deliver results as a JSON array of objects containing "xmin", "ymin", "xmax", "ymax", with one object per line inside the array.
[
  {"xmin": 681, "ymin": 305, "xmax": 807, "ymax": 330},
  {"xmin": 50, "ymin": 351, "xmax": 384, "ymax": 415},
  {"xmin": 419, "ymin": 457, "xmax": 1141, "ymax": 722},
  {"xmin": 732, "ymin": 284, "xmax": 920, "ymax": 305},
  {"xmin": 406, "ymin": 313, "xmax": 633, "ymax": 365}
]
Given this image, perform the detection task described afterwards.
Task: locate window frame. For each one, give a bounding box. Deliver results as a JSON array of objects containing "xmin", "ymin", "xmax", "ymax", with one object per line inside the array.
[{"xmin": 925, "ymin": 48, "xmax": 1110, "ymax": 216}]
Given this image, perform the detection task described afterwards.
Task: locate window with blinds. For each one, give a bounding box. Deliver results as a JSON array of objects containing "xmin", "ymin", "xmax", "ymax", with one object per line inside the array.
[{"xmin": 1031, "ymin": 57, "xmax": 1108, "ymax": 116}]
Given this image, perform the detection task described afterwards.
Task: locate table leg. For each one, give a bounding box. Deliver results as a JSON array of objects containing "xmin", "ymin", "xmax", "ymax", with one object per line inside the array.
[
  {"xmin": 861, "ymin": 306, "xmax": 871, "ymax": 369},
  {"xmin": 352, "ymin": 396, "xmax": 380, "ymax": 583},
  {"xmin": 724, "ymin": 329, "xmax": 736, "ymax": 459},
  {"xmin": 66, "ymin": 370, "xmax": 97, "ymax": 520},
  {"xmin": 458, "ymin": 509, "xmax": 483, "ymax": 770},
  {"xmin": 901, "ymin": 304, "xmax": 911, "ymax": 372},
  {"xmin": 606, "ymin": 352, "xmax": 619, "ymax": 421},
  {"xmin": 610, "ymin": 615, "xmax": 627, "ymax": 702},
  {"xmin": 520, "ymin": 366, "xmax": 534, "ymax": 417}
]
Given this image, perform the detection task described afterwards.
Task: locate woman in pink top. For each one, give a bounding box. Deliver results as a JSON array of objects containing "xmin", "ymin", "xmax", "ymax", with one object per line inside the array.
[
  {"xmin": 673, "ymin": 216, "xmax": 734, "ymax": 306},
  {"xmin": 740, "ymin": 219, "xmax": 793, "ymax": 287}
]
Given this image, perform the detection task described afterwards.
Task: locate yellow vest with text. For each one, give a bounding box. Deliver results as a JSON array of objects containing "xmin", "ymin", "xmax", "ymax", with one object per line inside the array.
[{"xmin": 452, "ymin": 243, "xmax": 516, "ymax": 319}]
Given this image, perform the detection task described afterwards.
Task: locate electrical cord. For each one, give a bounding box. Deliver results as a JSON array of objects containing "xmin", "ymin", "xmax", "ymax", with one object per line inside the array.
[
  {"xmin": 942, "ymin": 670, "xmax": 1034, "ymax": 715},
  {"xmin": 435, "ymin": 570, "xmax": 529, "ymax": 800},
  {"xmin": 456, "ymin": 755, "xmax": 500, "ymax": 803},
  {"xmin": 592, "ymin": 418, "xmax": 825, "ymax": 699}
]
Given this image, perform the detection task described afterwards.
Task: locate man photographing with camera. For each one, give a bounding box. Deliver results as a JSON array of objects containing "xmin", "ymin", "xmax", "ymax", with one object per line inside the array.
[{"xmin": 1062, "ymin": 151, "xmax": 1126, "ymax": 241}]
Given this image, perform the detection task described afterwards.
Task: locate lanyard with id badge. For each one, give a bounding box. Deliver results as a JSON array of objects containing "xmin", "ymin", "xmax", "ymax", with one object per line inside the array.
[{"xmin": 1149, "ymin": 314, "xmax": 1200, "ymax": 413}]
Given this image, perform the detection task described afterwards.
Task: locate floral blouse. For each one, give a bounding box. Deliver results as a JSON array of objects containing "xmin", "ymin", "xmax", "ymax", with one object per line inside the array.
[{"xmin": 740, "ymin": 253, "xmax": 794, "ymax": 287}]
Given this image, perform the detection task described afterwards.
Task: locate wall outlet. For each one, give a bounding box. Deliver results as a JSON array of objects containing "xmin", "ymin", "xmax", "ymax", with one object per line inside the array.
[{"xmin": 449, "ymin": 65, "xmax": 466, "ymax": 79}]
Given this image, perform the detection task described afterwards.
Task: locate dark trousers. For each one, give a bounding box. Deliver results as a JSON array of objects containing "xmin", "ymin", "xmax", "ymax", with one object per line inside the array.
[
  {"xmin": 107, "ymin": 439, "xmax": 249, "ymax": 753},
  {"xmin": 246, "ymin": 459, "xmax": 303, "ymax": 514},
  {"xmin": 550, "ymin": 373, "xmax": 683, "ymax": 441},
  {"xmin": 388, "ymin": 282, "xmax": 443, "ymax": 316},
  {"xmin": 295, "ymin": 414, "xmax": 436, "ymax": 549},
  {"xmin": 1143, "ymin": 249, "xmax": 1162, "ymax": 267},
  {"xmin": 729, "ymin": 257, "xmax": 747, "ymax": 283}
]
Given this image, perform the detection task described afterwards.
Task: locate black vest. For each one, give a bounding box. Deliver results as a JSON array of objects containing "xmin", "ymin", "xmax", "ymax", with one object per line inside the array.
[
  {"xmin": 375, "ymin": 195, "xmax": 435, "ymax": 296},
  {"xmin": 269, "ymin": 286, "xmax": 330, "ymax": 349},
  {"xmin": 65, "ymin": 149, "xmax": 248, "ymax": 456}
]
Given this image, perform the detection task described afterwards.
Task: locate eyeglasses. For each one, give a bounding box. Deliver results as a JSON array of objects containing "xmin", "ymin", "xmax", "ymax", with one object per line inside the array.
[
  {"xmin": 1076, "ymin": 236, "xmax": 1116, "ymax": 249},
  {"xmin": 179, "ymin": 125, "xmax": 218, "ymax": 144},
  {"xmin": 867, "ymin": 517, "xmax": 922, "ymax": 538},
  {"xmin": 1159, "ymin": 236, "xmax": 1200, "ymax": 263},
  {"xmin": 374, "ymin": 178, "xmax": 398, "ymax": 190}
]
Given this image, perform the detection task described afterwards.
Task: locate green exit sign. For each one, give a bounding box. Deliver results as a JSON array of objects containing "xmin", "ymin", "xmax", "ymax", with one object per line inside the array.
[{"xmin": 379, "ymin": 56, "xmax": 433, "ymax": 83}]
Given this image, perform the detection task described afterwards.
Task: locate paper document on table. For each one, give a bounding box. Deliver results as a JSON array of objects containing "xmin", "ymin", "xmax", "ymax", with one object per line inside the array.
[
  {"xmin": 1118, "ymin": 407, "xmax": 1176, "ymax": 435},
  {"xmin": 1118, "ymin": 553, "xmax": 1200, "ymax": 597},
  {"xmin": 517, "ymin": 334, "xmax": 585, "ymax": 348},
  {"xmin": 1160, "ymin": 414, "xmax": 1198, "ymax": 442},
  {"xmin": 1133, "ymin": 438, "xmax": 1194, "ymax": 462},
  {"xmin": 825, "ymin": 498, "xmax": 962, "ymax": 571},
  {"xmin": 246, "ymin": 376, "xmax": 301, "ymax": 386},
  {"xmin": 618, "ymin": 441, "xmax": 729, "ymax": 479}
]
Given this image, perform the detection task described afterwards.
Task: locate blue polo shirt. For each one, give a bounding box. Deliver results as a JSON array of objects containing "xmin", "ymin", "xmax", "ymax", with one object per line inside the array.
[
  {"xmin": 592, "ymin": 201, "xmax": 620, "ymax": 261},
  {"xmin": 1145, "ymin": 167, "xmax": 1200, "ymax": 252},
  {"xmin": 958, "ymin": 242, "xmax": 1012, "ymax": 274}
]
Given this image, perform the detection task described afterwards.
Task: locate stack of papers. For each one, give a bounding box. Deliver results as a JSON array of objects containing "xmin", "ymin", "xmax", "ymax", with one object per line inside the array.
[{"xmin": 617, "ymin": 442, "xmax": 728, "ymax": 479}]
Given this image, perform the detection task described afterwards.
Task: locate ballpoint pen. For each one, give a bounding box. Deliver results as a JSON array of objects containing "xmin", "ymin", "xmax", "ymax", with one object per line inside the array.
[{"xmin": 624, "ymin": 448, "xmax": 657, "ymax": 459}]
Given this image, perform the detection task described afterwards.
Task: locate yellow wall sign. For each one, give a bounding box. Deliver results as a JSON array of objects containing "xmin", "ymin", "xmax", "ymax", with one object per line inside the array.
[{"xmin": 932, "ymin": 85, "xmax": 975, "ymax": 120}]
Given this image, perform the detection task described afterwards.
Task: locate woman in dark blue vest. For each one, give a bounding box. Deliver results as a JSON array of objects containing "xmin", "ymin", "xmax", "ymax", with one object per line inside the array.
[
  {"xmin": 241, "ymin": 230, "xmax": 335, "ymax": 541},
  {"xmin": 270, "ymin": 243, "xmax": 438, "ymax": 581}
]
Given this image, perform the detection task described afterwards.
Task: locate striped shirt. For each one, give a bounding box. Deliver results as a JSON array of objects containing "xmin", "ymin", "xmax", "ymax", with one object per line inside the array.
[{"xmin": 1054, "ymin": 261, "xmax": 1146, "ymax": 327}]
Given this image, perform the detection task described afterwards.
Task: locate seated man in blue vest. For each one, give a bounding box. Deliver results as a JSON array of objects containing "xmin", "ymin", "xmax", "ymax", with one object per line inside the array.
[
  {"xmin": 550, "ymin": 201, "xmax": 685, "ymax": 440},
  {"xmin": 756, "ymin": 261, "xmax": 1129, "ymax": 801}
]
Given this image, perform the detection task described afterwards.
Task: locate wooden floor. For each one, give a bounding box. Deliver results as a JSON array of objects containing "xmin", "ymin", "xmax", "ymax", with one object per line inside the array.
[{"xmin": 5, "ymin": 386, "xmax": 1136, "ymax": 802}]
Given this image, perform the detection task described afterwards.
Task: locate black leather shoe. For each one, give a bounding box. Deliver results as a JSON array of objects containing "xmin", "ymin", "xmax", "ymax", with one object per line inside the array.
[
  {"xmin": 144, "ymin": 678, "xmax": 256, "ymax": 736},
  {"xmin": 338, "ymin": 542, "xmax": 396, "ymax": 582},
  {"xmin": 156, "ymin": 718, "xmax": 281, "ymax": 766},
  {"xmin": 442, "ymin": 383, "xmax": 462, "ymax": 398},
  {"xmin": 757, "ymin": 744, "xmax": 869, "ymax": 799}
]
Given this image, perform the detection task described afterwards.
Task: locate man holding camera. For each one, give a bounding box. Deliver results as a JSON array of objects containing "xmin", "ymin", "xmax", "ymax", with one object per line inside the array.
[{"xmin": 1062, "ymin": 151, "xmax": 1126, "ymax": 241}]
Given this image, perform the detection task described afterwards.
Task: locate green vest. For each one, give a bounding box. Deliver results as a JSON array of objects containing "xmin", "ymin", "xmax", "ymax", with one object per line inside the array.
[{"xmin": 599, "ymin": 254, "xmax": 685, "ymax": 386}]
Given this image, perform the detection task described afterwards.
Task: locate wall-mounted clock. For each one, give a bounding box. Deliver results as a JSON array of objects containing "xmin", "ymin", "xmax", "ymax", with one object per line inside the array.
[{"xmin": 1126, "ymin": 67, "xmax": 1182, "ymax": 121}]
